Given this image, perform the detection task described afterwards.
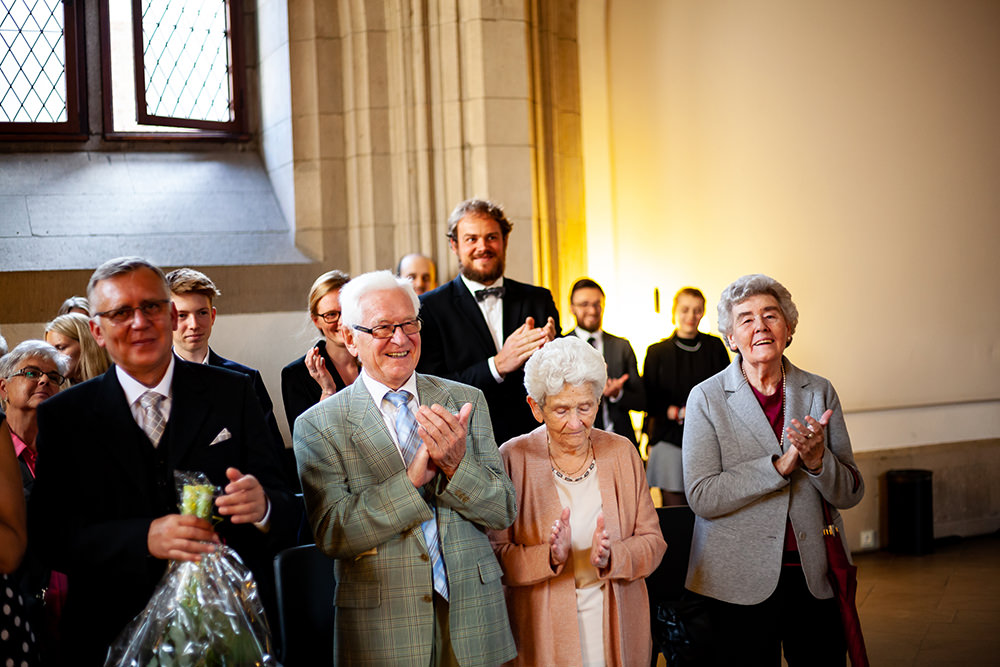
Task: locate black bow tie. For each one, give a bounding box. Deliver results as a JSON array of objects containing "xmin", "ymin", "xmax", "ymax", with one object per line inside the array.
[{"xmin": 475, "ymin": 286, "xmax": 505, "ymax": 302}]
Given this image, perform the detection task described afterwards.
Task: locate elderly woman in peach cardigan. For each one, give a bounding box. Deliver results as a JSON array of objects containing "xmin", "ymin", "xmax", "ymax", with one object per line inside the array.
[{"xmin": 489, "ymin": 336, "xmax": 666, "ymax": 666}]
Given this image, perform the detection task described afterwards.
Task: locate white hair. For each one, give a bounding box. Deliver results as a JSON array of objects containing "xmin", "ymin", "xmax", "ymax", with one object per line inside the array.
[
  {"xmin": 339, "ymin": 270, "xmax": 420, "ymax": 327},
  {"xmin": 0, "ymin": 340, "xmax": 70, "ymax": 379},
  {"xmin": 523, "ymin": 336, "xmax": 607, "ymax": 407},
  {"xmin": 716, "ymin": 274, "xmax": 799, "ymax": 343}
]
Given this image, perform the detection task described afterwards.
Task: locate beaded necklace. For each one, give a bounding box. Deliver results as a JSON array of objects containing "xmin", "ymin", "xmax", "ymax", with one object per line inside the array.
[{"xmin": 548, "ymin": 438, "xmax": 596, "ymax": 483}]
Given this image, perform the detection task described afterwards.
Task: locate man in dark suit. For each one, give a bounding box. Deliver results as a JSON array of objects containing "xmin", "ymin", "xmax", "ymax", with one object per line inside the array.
[
  {"xmin": 567, "ymin": 278, "xmax": 646, "ymax": 447},
  {"xmin": 166, "ymin": 268, "xmax": 293, "ymax": 485},
  {"xmin": 29, "ymin": 257, "xmax": 297, "ymax": 665},
  {"xmin": 417, "ymin": 198, "xmax": 560, "ymax": 445}
]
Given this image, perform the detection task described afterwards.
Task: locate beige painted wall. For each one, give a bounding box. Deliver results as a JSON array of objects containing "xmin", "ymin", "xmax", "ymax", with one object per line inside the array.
[{"xmin": 579, "ymin": 0, "xmax": 1000, "ymax": 452}]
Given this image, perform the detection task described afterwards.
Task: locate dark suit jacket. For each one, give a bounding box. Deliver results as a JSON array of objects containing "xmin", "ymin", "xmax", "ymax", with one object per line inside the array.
[
  {"xmin": 417, "ymin": 276, "xmax": 561, "ymax": 445},
  {"xmin": 208, "ymin": 348, "xmax": 284, "ymax": 451},
  {"xmin": 29, "ymin": 360, "xmax": 298, "ymax": 665},
  {"xmin": 208, "ymin": 348, "xmax": 297, "ymax": 489},
  {"xmin": 598, "ymin": 330, "xmax": 646, "ymax": 445}
]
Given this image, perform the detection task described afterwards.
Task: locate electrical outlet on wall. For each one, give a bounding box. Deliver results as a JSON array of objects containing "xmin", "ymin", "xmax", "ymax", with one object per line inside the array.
[{"xmin": 860, "ymin": 529, "xmax": 876, "ymax": 549}]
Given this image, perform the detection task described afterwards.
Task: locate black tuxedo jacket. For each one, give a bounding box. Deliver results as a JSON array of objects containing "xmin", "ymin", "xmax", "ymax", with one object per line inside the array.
[
  {"xmin": 29, "ymin": 360, "xmax": 298, "ymax": 665},
  {"xmin": 207, "ymin": 348, "xmax": 297, "ymax": 488},
  {"xmin": 417, "ymin": 276, "xmax": 560, "ymax": 445},
  {"xmin": 598, "ymin": 330, "xmax": 646, "ymax": 445}
]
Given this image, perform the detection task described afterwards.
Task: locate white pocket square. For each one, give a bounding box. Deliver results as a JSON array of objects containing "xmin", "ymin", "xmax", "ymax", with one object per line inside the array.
[{"xmin": 210, "ymin": 428, "xmax": 233, "ymax": 445}]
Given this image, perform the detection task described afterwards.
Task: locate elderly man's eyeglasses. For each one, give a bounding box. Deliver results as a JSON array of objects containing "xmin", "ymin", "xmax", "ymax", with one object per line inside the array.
[
  {"xmin": 317, "ymin": 310, "xmax": 341, "ymax": 324},
  {"xmin": 8, "ymin": 367, "xmax": 66, "ymax": 386},
  {"xmin": 93, "ymin": 300, "xmax": 171, "ymax": 326},
  {"xmin": 352, "ymin": 318, "xmax": 422, "ymax": 339}
]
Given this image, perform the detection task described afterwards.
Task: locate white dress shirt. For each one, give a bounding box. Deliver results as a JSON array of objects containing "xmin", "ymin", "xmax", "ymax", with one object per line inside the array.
[
  {"xmin": 118, "ymin": 356, "xmax": 175, "ymax": 427},
  {"xmin": 460, "ymin": 274, "xmax": 506, "ymax": 383},
  {"xmin": 359, "ymin": 368, "xmax": 421, "ymax": 465}
]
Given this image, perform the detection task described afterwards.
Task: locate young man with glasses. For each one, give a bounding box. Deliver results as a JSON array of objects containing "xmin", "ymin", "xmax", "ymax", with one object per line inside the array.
[
  {"xmin": 29, "ymin": 257, "xmax": 297, "ymax": 665},
  {"xmin": 294, "ymin": 270, "xmax": 517, "ymax": 667},
  {"xmin": 567, "ymin": 277, "xmax": 646, "ymax": 448}
]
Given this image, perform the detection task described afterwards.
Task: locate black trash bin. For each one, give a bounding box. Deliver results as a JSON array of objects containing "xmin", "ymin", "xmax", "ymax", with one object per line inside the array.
[{"xmin": 886, "ymin": 469, "xmax": 933, "ymax": 555}]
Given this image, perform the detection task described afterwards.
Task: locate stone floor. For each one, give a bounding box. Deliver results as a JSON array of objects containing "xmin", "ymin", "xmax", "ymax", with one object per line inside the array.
[
  {"xmin": 654, "ymin": 531, "xmax": 1000, "ymax": 666},
  {"xmin": 854, "ymin": 532, "xmax": 1000, "ymax": 666}
]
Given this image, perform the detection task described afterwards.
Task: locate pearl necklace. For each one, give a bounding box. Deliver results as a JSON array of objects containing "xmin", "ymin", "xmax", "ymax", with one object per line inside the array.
[{"xmin": 741, "ymin": 360, "xmax": 786, "ymax": 449}]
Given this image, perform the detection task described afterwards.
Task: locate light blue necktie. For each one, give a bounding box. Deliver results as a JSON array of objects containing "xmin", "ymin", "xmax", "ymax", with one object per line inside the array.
[{"xmin": 384, "ymin": 390, "xmax": 449, "ymax": 600}]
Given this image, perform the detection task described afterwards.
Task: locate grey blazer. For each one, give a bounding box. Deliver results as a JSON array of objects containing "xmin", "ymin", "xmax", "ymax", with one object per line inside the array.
[{"xmin": 681, "ymin": 357, "xmax": 864, "ymax": 605}]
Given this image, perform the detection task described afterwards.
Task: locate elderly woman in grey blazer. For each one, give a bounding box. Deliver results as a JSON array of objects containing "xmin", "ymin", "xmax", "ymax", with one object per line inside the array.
[{"xmin": 682, "ymin": 274, "xmax": 864, "ymax": 666}]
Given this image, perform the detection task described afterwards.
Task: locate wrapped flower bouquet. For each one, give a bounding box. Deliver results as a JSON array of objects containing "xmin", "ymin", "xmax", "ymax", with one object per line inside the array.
[{"xmin": 106, "ymin": 471, "xmax": 275, "ymax": 666}]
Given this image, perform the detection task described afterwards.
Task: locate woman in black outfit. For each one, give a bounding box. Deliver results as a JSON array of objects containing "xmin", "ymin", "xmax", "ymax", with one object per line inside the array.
[
  {"xmin": 281, "ymin": 270, "xmax": 359, "ymax": 432},
  {"xmin": 643, "ymin": 287, "xmax": 729, "ymax": 505}
]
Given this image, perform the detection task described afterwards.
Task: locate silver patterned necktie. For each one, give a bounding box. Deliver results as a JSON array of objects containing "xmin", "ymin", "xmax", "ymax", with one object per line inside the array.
[
  {"xmin": 384, "ymin": 390, "xmax": 449, "ymax": 600},
  {"xmin": 138, "ymin": 390, "xmax": 166, "ymax": 448}
]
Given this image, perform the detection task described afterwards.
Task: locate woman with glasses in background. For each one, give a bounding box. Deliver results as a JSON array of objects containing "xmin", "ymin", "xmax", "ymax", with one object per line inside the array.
[
  {"xmin": 281, "ymin": 270, "xmax": 359, "ymax": 431},
  {"xmin": 0, "ymin": 340, "xmax": 70, "ymax": 664},
  {"xmin": 44, "ymin": 312, "xmax": 112, "ymax": 384}
]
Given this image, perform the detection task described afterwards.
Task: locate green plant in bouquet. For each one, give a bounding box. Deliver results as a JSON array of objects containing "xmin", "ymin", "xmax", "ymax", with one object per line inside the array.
[
  {"xmin": 181, "ymin": 484, "xmax": 216, "ymax": 520},
  {"xmin": 145, "ymin": 564, "xmax": 265, "ymax": 667},
  {"xmin": 136, "ymin": 477, "xmax": 270, "ymax": 666}
]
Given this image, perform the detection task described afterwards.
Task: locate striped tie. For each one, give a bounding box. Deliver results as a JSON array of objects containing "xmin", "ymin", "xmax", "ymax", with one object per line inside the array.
[
  {"xmin": 138, "ymin": 391, "xmax": 166, "ymax": 448},
  {"xmin": 384, "ymin": 390, "xmax": 449, "ymax": 600}
]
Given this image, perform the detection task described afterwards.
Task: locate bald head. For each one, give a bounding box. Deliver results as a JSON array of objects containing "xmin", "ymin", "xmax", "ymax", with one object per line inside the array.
[{"xmin": 396, "ymin": 253, "xmax": 438, "ymax": 295}]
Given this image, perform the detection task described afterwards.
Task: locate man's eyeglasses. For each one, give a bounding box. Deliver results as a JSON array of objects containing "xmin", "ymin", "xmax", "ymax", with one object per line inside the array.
[
  {"xmin": 352, "ymin": 318, "xmax": 422, "ymax": 339},
  {"xmin": 571, "ymin": 301, "xmax": 603, "ymax": 311},
  {"xmin": 317, "ymin": 310, "xmax": 341, "ymax": 324},
  {"xmin": 8, "ymin": 367, "xmax": 66, "ymax": 386},
  {"xmin": 93, "ymin": 300, "xmax": 171, "ymax": 326}
]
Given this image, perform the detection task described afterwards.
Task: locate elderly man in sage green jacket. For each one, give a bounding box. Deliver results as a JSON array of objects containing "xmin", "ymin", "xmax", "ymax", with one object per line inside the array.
[{"xmin": 293, "ymin": 270, "xmax": 517, "ymax": 667}]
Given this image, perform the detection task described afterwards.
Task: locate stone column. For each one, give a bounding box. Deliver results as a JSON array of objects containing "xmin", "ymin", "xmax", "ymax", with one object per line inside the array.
[{"xmin": 285, "ymin": 0, "xmax": 583, "ymax": 288}]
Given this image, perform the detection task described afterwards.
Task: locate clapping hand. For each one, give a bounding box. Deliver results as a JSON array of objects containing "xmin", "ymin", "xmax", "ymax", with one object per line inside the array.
[
  {"xmin": 549, "ymin": 506, "xmax": 572, "ymax": 568},
  {"xmin": 590, "ymin": 512, "xmax": 610, "ymax": 569},
  {"xmin": 495, "ymin": 317, "xmax": 550, "ymax": 376},
  {"xmin": 416, "ymin": 402, "xmax": 473, "ymax": 478},
  {"xmin": 305, "ymin": 346, "xmax": 338, "ymax": 401},
  {"xmin": 787, "ymin": 409, "xmax": 833, "ymax": 473}
]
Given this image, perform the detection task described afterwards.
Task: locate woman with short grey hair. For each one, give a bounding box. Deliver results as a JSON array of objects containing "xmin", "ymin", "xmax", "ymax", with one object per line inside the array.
[
  {"xmin": 0, "ymin": 339, "xmax": 68, "ymax": 484},
  {"xmin": 522, "ymin": 333, "xmax": 606, "ymax": 406},
  {"xmin": 0, "ymin": 340, "xmax": 69, "ymax": 663},
  {"xmin": 682, "ymin": 274, "xmax": 864, "ymax": 665},
  {"xmin": 489, "ymin": 336, "xmax": 665, "ymax": 666}
]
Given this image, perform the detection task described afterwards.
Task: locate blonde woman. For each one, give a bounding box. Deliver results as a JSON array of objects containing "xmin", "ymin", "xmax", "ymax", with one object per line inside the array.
[
  {"xmin": 281, "ymin": 270, "xmax": 359, "ymax": 430},
  {"xmin": 44, "ymin": 312, "xmax": 111, "ymax": 383}
]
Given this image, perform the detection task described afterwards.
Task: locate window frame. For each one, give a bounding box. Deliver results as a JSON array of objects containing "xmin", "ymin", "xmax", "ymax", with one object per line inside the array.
[
  {"xmin": 101, "ymin": 0, "xmax": 249, "ymax": 141},
  {"xmin": 0, "ymin": 0, "xmax": 88, "ymax": 140}
]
